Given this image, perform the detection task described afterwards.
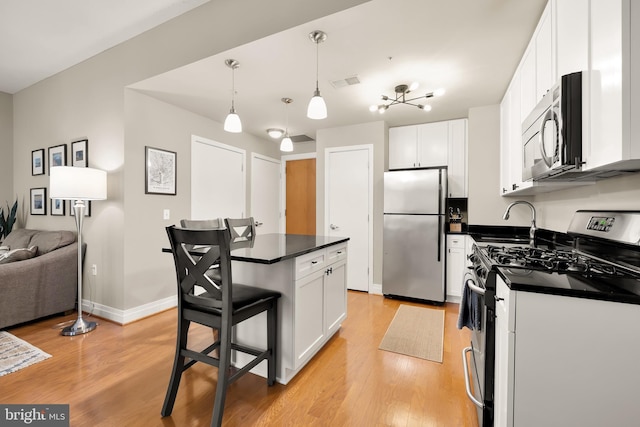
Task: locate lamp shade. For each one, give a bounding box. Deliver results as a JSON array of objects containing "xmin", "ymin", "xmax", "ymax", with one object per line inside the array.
[
  {"xmin": 224, "ymin": 111, "xmax": 242, "ymax": 133},
  {"xmin": 280, "ymin": 136, "xmax": 294, "ymax": 152},
  {"xmin": 307, "ymin": 93, "xmax": 327, "ymax": 120},
  {"xmin": 50, "ymin": 167, "xmax": 107, "ymax": 200}
]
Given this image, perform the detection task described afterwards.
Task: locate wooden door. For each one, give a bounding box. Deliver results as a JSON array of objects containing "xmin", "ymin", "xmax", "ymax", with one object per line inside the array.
[{"xmin": 286, "ymin": 159, "xmax": 316, "ymax": 235}]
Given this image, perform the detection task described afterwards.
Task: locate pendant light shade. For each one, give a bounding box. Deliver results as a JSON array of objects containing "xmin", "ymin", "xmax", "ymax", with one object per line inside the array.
[
  {"xmin": 280, "ymin": 136, "xmax": 294, "ymax": 152},
  {"xmin": 280, "ymin": 97, "xmax": 294, "ymax": 152},
  {"xmin": 307, "ymin": 30, "xmax": 328, "ymax": 120},
  {"xmin": 223, "ymin": 59, "xmax": 242, "ymax": 133}
]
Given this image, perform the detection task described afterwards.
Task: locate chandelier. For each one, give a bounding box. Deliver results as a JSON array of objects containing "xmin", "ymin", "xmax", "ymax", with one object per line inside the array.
[{"xmin": 370, "ymin": 83, "xmax": 445, "ymax": 114}]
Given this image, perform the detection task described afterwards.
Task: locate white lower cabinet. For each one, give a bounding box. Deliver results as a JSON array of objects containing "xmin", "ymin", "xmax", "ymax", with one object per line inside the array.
[
  {"xmin": 495, "ymin": 276, "xmax": 640, "ymax": 427},
  {"xmin": 446, "ymin": 235, "xmax": 468, "ymax": 301},
  {"xmin": 233, "ymin": 242, "xmax": 348, "ymax": 384}
]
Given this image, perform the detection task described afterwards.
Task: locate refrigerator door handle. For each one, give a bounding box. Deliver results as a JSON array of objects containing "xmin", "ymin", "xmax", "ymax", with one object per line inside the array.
[{"xmin": 437, "ymin": 215, "xmax": 442, "ymax": 262}]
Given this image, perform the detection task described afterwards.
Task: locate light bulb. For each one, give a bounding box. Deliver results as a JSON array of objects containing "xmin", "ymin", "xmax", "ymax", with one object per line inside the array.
[
  {"xmin": 307, "ymin": 91, "xmax": 327, "ymax": 120},
  {"xmin": 419, "ymin": 104, "xmax": 432, "ymax": 112},
  {"xmin": 267, "ymin": 128, "xmax": 284, "ymax": 139},
  {"xmin": 433, "ymin": 88, "xmax": 446, "ymax": 97}
]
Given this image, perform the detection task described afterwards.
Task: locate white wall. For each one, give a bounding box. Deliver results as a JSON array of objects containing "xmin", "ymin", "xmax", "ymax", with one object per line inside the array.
[
  {"xmin": 11, "ymin": 0, "xmax": 369, "ymax": 323},
  {"xmin": 0, "ymin": 92, "xmax": 13, "ymax": 217}
]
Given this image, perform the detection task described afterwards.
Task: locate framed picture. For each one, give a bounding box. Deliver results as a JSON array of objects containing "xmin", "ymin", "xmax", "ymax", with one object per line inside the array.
[
  {"xmin": 30, "ymin": 188, "xmax": 47, "ymax": 215},
  {"xmin": 51, "ymin": 199, "xmax": 65, "ymax": 216},
  {"xmin": 32, "ymin": 149, "xmax": 45, "ymax": 175},
  {"xmin": 71, "ymin": 139, "xmax": 88, "ymax": 167},
  {"xmin": 70, "ymin": 200, "xmax": 91, "ymax": 217},
  {"xmin": 145, "ymin": 146, "xmax": 177, "ymax": 195},
  {"xmin": 48, "ymin": 144, "xmax": 67, "ymax": 174}
]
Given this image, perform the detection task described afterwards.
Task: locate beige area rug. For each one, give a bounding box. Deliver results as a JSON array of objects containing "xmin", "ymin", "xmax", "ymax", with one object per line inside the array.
[
  {"xmin": 0, "ymin": 331, "xmax": 51, "ymax": 376},
  {"xmin": 379, "ymin": 304, "xmax": 445, "ymax": 363}
]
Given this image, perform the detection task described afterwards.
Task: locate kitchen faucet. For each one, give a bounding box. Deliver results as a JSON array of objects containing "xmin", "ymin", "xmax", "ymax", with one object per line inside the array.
[{"xmin": 502, "ymin": 200, "xmax": 537, "ymax": 246}]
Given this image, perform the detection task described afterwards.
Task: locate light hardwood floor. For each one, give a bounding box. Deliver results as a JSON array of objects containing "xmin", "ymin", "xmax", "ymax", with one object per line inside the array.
[{"xmin": 1, "ymin": 291, "xmax": 478, "ymax": 426}]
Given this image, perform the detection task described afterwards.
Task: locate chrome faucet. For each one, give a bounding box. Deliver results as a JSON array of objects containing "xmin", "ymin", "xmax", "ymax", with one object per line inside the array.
[{"xmin": 502, "ymin": 200, "xmax": 537, "ymax": 246}]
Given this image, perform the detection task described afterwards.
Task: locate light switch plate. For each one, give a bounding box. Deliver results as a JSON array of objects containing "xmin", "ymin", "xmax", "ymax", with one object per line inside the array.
[{"xmin": 163, "ymin": 209, "xmax": 170, "ymax": 220}]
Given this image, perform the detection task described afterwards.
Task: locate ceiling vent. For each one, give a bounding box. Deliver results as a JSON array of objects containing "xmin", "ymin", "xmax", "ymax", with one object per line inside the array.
[
  {"xmin": 291, "ymin": 134, "xmax": 315, "ymax": 143},
  {"xmin": 331, "ymin": 75, "xmax": 361, "ymax": 89}
]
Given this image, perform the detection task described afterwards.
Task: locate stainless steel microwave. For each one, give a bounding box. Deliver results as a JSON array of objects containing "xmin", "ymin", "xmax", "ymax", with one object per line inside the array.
[{"xmin": 522, "ymin": 72, "xmax": 583, "ymax": 181}]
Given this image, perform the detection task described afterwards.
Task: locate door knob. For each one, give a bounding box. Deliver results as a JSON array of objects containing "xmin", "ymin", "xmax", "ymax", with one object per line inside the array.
[{"xmin": 330, "ymin": 224, "xmax": 339, "ymax": 230}]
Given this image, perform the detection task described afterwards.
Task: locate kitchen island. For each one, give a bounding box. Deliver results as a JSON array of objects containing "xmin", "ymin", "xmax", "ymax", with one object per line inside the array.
[{"xmin": 230, "ymin": 233, "xmax": 349, "ymax": 384}]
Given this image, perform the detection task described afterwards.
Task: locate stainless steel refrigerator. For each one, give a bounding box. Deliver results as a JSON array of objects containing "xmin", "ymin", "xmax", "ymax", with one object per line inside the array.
[{"xmin": 383, "ymin": 168, "xmax": 446, "ymax": 302}]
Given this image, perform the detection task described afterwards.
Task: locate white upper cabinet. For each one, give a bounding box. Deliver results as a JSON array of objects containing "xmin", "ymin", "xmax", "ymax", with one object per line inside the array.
[
  {"xmin": 389, "ymin": 119, "xmax": 468, "ymax": 197},
  {"xmin": 584, "ymin": 0, "xmax": 640, "ymax": 172},
  {"xmin": 388, "ymin": 125, "xmax": 419, "ymax": 169},
  {"xmin": 447, "ymin": 119, "xmax": 468, "ymax": 198},
  {"xmin": 554, "ymin": 0, "xmax": 588, "ymax": 77}
]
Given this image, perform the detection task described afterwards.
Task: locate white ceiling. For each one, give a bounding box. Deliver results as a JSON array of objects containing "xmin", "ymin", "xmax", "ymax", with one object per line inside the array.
[
  {"xmin": 0, "ymin": 0, "xmax": 209, "ymax": 94},
  {"xmin": 2, "ymin": 0, "xmax": 547, "ymax": 143}
]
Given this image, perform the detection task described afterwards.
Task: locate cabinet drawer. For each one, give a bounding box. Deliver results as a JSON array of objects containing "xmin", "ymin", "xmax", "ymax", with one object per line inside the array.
[
  {"xmin": 496, "ymin": 277, "xmax": 516, "ymax": 332},
  {"xmin": 447, "ymin": 235, "xmax": 466, "ymax": 249},
  {"xmin": 295, "ymin": 250, "xmax": 326, "ymax": 280},
  {"xmin": 327, "ymin": 244, "xmax": 347, "ymax": 263}
]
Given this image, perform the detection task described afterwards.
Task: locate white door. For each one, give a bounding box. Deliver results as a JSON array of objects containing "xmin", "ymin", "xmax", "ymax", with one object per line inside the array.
[
  {"xmin": 191, "ymin": 135, "xmax": 245, "ymax": 220},
  {"xmin": 325, "ymin": 145, "xmax": 372, "ymax": 292},
  {"xmin": 251, "ymin": 153, "xmax": 281, "ymax": 234}
]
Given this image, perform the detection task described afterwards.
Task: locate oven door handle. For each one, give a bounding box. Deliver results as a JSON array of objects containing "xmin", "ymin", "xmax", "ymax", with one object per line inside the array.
[
  {"xmin": 465, "ymin": 273, "xmax": 485, "ymax": 296},
  {"xmin": 462, "ymin": 346, "xmax": 484, "ymax": 409}
]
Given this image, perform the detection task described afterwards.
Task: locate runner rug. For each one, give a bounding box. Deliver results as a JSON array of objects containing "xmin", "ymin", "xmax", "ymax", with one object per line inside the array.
[
  {"xmin": 379, "ymin": 304, "xmax": 445, "ymax": 363},
  {"xmin": 0, "ymin": 331, "xmax": 51, "ymax": 376}
]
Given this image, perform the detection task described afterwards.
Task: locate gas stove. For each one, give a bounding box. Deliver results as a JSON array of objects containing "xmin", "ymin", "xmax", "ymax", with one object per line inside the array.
[{"xmin": 471, "ymin": 211, "xmax": 640, "ymax": 304}]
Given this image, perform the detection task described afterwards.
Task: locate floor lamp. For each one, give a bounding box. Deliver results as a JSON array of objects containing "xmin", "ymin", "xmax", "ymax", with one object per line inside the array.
[{"xmin": 50, "ymin": 166, "xmax": 107, "ymax": 336}]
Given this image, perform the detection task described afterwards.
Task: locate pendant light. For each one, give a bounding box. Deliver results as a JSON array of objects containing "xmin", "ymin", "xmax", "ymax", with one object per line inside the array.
[
  {"xmin": 307, "ymin": 30, "xmax": 328, "ymax": 120},
  {"xmin": 280, "ymin": 97, "xmax": 294, "ymax": 152},
  {"xmin": 223, "ymin": 59, "xmax": 242, "ymax": 133}
]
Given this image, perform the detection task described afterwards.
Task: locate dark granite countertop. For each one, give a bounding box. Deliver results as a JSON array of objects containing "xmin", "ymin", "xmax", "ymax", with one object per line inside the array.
[{"xmin": 230, "ymin": 234, "xmax": 349, "ymax": 264}]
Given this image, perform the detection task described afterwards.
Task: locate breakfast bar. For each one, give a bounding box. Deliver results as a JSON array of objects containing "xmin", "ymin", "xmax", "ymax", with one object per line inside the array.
[{"xmin": 227, "ymin": 233, "xmax": 349, "ymax": 385}]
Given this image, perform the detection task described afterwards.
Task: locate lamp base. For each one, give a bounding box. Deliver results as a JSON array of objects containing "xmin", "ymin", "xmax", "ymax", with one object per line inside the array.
[{"xmin": 61, "ymin": 317, "xmax": 97, "ymax": 336}]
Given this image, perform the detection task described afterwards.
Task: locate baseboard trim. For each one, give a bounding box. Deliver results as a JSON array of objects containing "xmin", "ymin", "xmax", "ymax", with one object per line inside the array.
[
  {"xmin": 370, "ymin": 283, "xmax": 382, "ymax": 295},
  {"xmin": 82, "ymin": 296, "xmax": 177, "ymax": 325}
]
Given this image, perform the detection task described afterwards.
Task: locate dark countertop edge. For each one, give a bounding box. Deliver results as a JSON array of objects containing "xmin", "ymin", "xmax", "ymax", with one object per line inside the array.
[
  {"xmin": 497, "ymin": 268, "xmax": 640, "ymax": 306},
  {"xmin": 466, "ymin": 225, "xmax": 574, "ymax": 248},
  {"xmin": 232, "ymin": 237, "xmax": 350, "ymax": 265}
]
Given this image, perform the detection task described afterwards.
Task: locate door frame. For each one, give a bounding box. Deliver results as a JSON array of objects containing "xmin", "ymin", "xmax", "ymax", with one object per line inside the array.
[
  {"xmin": 324, "ymin": 144, "xmax": 374, "ymax": 293},
  {"xmin": 280, "ymin": 152, "xmax": 316, "ymax": 233},
  {"xmin": 250, "ymin": 152, "xmax": 282, "ymax": 233}
]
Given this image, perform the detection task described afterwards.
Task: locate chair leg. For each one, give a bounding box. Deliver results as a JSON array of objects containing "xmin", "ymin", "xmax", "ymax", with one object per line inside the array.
[
  {"xmin": 162, "ymin": 318, "xmax": 190, "ymax": 417},
  {"xmin": 267, "ymin": 301, "xmax": 278, "ymax": 386},
  {"xmin": 210, "ymin": 319, "xmax": 232, "ymax": 427}
]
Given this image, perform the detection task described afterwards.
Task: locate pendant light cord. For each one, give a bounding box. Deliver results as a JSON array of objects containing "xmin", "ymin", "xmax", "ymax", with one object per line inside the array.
[{"xmin": 231, "ymin": 66, "xmax": 236, "ymax": 110}]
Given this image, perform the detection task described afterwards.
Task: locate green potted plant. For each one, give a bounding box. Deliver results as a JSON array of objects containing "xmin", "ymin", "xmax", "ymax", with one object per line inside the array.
[{"xmin": 0, "ymin": 199, "xmax": 18, "ymax": 241}]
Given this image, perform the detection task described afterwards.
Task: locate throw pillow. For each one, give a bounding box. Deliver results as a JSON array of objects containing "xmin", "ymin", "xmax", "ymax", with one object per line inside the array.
[
  {"xmin": 2, "ymin": 229, "xmax": 39, "ymax": 250},
  {"xmin": 0, "ymin": 246, "xmax": 38, "ymax": 265},
  {"xmin": 30, "ymin": 231, "xmax": 76, "ymax": 255}
]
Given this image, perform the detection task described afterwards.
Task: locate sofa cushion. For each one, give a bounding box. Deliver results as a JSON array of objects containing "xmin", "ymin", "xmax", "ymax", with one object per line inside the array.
[
  {"xmin": 0, "ymin": 245, "xmax": 38, "ymax": 264},
  {"xmin": 30, "ymin": 231, "xmax": 76, "ymax": 255},
  {"xmin": 2, "ymin": 229, "xmax": 40, "ymax": 249}
]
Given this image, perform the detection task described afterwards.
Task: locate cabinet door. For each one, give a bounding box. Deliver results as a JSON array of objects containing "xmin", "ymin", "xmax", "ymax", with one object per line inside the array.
[
  {"xmin": 445, "ymin": 235, "xmax": 466, "ymax": 299},
  {"xmin": 417, "ymin": 122, "xmax": 448, "ymax": 167},
  {"xmin": 535, "ymin": 5, "xmax": 554, "ymax": 101},
  {"xmin": 324, "ymin": 259, "xmax": 347, "ymax": 336},
  {"xmin": 500, "ymin": 87, "xmax": 513, "ymax": 195},
  {"xmin": 389, "ymin": 126, "xmax": 418, "ymax": 169},
  {"xmin": 520, "ymin": 47, "xmax": 537, "ymax": 122},
  {"xmin": 555, "ymin": 0, "xmax": 588, "ymax": 77},
  {"xmin": 294, "ymin": 269, "xmax": 325, "ymax": 369},
  {"xmin": 494, "ymin": 278, "xmax": 516, "ymax": 427},
  {"xmin": 447, "ymin": 119, "xmax": 467, "ymax": 197}
]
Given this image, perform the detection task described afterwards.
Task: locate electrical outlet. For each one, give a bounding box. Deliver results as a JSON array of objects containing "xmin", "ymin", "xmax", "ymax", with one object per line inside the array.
[
  {"xmin": 91, "ymin": 264, "xmax": 97, "ymax": 276},
  {"xmin": 163, "ymin": 209, "xmax": 170, "ymax": 220}
]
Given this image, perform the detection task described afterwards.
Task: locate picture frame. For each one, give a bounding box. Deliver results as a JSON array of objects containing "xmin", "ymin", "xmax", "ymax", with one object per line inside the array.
[
  {"xmin": 48, "ymin": 144, "xmax": 67, "ymax": 174},
  {"xmin": 145, "ymin": 146, "xmax": 177, "ymax": 195},
  {"xmin": 51, "ymin": 199, "xmax": 66, "ymax": 216},
  {"xmin": 69, "ymin": 200, "xmax": 91, "ymax": 217},
  {"xmin": 32, "ymin": 149, "xmax": 45, "ymax": 175},
  {"xmin": 30, "ymin": 188, "xmax": 47, "ymax": 215},
  {"xmin": 71, "ymin": 139, "xmax": 88, "ymax": 167}
]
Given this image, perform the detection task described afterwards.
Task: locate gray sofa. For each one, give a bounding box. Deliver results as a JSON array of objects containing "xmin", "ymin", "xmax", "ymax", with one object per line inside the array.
[{"xmin": 0, "ymin": 229, "xmax": 81, "ymax": 329}]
